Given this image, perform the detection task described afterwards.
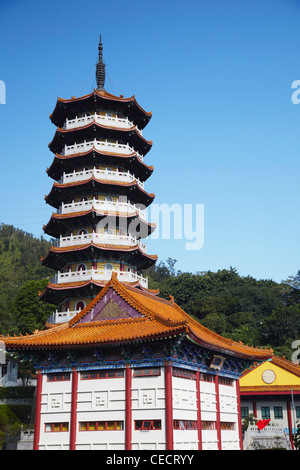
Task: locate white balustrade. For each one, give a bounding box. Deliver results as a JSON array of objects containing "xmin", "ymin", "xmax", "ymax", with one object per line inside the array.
[
  {"xmin": 61, "ymin": 138, "xmax": 144, "ymax": 162},
  {"xmin": 56, "ymin": 231, "xmax": 147, "ymax": 252},
  {"xmin": 47, "ymin": 309, "xmax": 80, "ymax": 324},
  {"xmin": 57, "ymin": 197, "xmax": 147, "ymax": 220},
  {"xmin": 59, "ymin": 167, "xmax": 144, "ymax": 189},
  {"xmin": 64, "ymin": 113, "xmax": 142, "ymax": 135},
  {"xmin": 51, "ymin": 268, "xmax": 148, "ymax": 289}
]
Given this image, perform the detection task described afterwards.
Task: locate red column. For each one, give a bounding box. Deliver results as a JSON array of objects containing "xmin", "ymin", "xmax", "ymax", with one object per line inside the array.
[
  {"xmin": 252, "ymin": 400, "xmax": 257, "ymax": 418},
  {"xmin": 215, "ymin": 374, "xmax": 222, "ymax": 450},
  {"xmin": 287, "ymin": 400, "xmax": 295, "ymax": 450},
  {"xmin": 235, "ymin": 379, "xmax": 243, "ymax": 450},
  {"xmin": 165, "ymin": 363, "xmax": 173, "ymax": 450},
  {"xmin": 125, "ymin": 366, "xmax": 132, "ymax": 450},
  {"xmin": 196, "ymin": 371, "xmax": 202, "ymax": 450},
  {"xmin": 70, "ymin": 368, "xmax": 78, "ymax": 450},
  {"xmin": 33, "ymin": 370, "xmax": 43, "ymax": 450}
]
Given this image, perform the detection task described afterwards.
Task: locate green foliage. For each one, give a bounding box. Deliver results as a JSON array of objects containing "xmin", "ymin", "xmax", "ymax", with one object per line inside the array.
[
  {"xmin": 13, "ymin": 279, "xmax": 56, "ymax": 334},
  {"xmin": 0, "ymin": 224, "xmax": 53, "ymax": 334},
  {"xmin": 145, "ymin": 260, "xmax": 300, "ymax": 358},
  {"xmin": 0, "ymin": 386, "xmax": 35, "ymax": 400}
]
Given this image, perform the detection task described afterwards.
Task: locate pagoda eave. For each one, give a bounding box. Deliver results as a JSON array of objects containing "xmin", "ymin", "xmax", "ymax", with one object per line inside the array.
[
  {"xmin": 49, "ymin": 121, "xmax": 152, "ymax": 154},
  {"xmin": 47, "ymin": 150, "xmax": 153, "ymax": 182},
  {"xmin": 43, "ymin": 210, "xmax": 156, "ymax": 239},
  {"xmin": 41, "ymin": 243, "xmax": 158, "ymax": 270},
  {"xmin": 50, "ymin": 90, "xmax": 152, "ymax": 129},
  {"xmin": 45, "ymin": 178, "xmax": 155, "ymax": 209}
]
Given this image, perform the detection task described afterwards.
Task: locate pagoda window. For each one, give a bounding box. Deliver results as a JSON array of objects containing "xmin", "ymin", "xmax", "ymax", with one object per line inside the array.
[
  {"xmin": 80, "ymin": 369, "xmax": 124, "ymax": 380},
  {"xmin": 47, "ymin": 372, "xmax": 71, "ymax": 382},
  {"xmin": 134, "ymin": 420, "xmax": 162, "ymax": 431},
  {"xmin": 76, "ymin": 301, "xmax": 85, "ymax": 311},
  {"xmin": 172, "ymin": 367, "xmax": 196, "ymax": 380},
  {"xmin": 133, "ymin": 367, "xmax": 160, "ymax": 377},
  {"xmin": 104, "ymin": 263, "xmax": 113, "ymax": 271},
  {"xmin": 80, "ymin": 196, "xmax": 88, "ymax": 202},
  {"xmin": 45, "ymin": 422, "xmax": 69, "ymax": 432},
  {"xmin": 105, "ymin": 196, "xmax": 113, "ymax": 202},
  {"xmin": 77, "ymin": 264, "xmax": 87, "ymax": 271},
  {"xmin": 78, "ymin": 229, "xmax": 88, "ymax": 235}
]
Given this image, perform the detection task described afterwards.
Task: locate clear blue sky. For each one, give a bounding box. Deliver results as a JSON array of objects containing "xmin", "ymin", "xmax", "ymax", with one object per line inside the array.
[{"xmin": 0, "ymin": 0, "xmax": 299, "ymax": 283}]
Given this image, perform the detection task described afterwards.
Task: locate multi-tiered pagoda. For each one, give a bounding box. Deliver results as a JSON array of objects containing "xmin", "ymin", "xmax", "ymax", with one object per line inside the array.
[{"xmin": 41, "ymin": 37, "xmax": 157, "ymax": 324}]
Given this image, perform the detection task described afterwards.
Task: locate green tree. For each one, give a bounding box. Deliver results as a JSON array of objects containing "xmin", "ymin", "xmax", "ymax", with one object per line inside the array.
[{"xmin": 13, "ymin": 279, "xmax": 56, "ymax": 334}]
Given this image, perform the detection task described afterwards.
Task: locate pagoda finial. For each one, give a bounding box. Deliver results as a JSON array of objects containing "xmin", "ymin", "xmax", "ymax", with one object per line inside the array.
[{"xmin": 96, "ymin": 35, "xmax": 106, "ymax": 90}]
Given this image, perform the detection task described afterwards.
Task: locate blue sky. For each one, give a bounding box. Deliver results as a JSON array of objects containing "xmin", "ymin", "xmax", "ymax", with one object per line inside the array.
[{"xmin": 0, "ymin": 0, "xmax": 299, "ymax": 283}]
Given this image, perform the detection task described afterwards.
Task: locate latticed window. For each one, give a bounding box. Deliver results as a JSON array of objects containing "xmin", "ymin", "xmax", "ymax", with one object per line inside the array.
[
  {"xmin": 79, "ymin": 421, "xmax": 124, "ymax": 431},
  {"xmin": 133, "ymin": 367, "xmax": 160, "ymax": 377},
  {"xmin": 172, "ymin": 367, "xmax": 196, "ymax": 380},
  {"xmin": 45, "ymin": 422, "xmax": 69, "ymax": 432},
  {"xmin": 134, "ymin": 420, "xmax": 161, "ymax": 430},
  {"xmin": 80, "ymin": 369, "xmax": 124, "ymax": 380}
]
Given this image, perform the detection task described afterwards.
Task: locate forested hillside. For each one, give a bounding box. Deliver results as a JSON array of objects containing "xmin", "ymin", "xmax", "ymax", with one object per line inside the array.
[
  {"xmin": 0, "ymin": 224, "xmax": 299, "ymax": 361},
  {"xmin": 0, "ymin": 224, "xmax": 53, "ymax": 333},
  {"xmin": 144, "ymin": 258, "xmax": 300, "ymax": 360}
]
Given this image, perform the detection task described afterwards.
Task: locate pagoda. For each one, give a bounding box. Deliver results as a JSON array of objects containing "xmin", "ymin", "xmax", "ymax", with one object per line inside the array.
[
  {"xmin": 0, "ymin": 38, "xmax": 273, "ymax": 452},
  {"xmin": 41, "ymin": 36, "xmax": 157, "ymax": 324}
]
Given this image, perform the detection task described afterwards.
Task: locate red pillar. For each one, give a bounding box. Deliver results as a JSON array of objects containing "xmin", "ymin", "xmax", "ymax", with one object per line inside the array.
[
  {"xmin": 196, "ymin": 370, "xmax": 202, "ymax": 450},
  {"xmin": 165, "ymin": 363, "xmax": 173, "ymax": 450},
  {"xmin": 70, "ymin": 368, "xmax": 78, "ymax": 450},
  {"xmin": 252, "ymin": 400, "xmax": 257, "ymax": 418},
  {"xmin": 33, "ymin": 370, "xmax": 43, "ymax": 450},
  {"xmin": 215, "ymin": 374, "xmax": 222, "ymax": 450},
  {"xmin": 235, "ymin": 379, "xmax": 243, "ymax": 450},
  {"xmin": 125, "ymin": 366, "xmax": 132, "ymax": 450},
  {"xmin": 287, "ymin": 400, "xmax": 295, "ymax": 450}
]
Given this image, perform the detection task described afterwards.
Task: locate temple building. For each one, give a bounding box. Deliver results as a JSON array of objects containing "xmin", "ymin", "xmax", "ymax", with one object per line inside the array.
[
  {"xmin": 0, "ymin": 37, "xmax": 273, "ymax": 451},
  {"xmin": 240, "ymin": 355, "xmax": 300, "ymax": 450}
]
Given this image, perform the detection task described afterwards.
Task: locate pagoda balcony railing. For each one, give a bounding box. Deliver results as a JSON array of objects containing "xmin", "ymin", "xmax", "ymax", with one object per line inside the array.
[
  {"xmin": 61, "ymin": 138, "xmax": 144, "ymax": 162},
  {"xmin": 58, "ymin": 197, "xmax": 147, "ymax": 220},
  {"xmin": 50, "ymin": 268, "xmax": 148, "ymax": 289},
  {"xmin": 59, "ymin": 167, "xmax": 144, "ymax": 189},
  {"xmin": 64, "ymin": 113, "xmax": 143, "ymax": 135},
  {"xmin": 55, "ymin": 232, "xmax": 147, "ymax": 252},
  {"xmin": 47, "ymin": 309, "xmax": 80, "ymax": 324}
]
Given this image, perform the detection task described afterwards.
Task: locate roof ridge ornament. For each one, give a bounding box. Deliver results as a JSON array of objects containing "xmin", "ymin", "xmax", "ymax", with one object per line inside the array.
[{"xmin": 96, "ymin": 35, "xmax": 106, "ymax": 91}]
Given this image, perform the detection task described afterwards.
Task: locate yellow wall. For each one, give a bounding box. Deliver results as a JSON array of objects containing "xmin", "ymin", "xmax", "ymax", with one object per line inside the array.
[{"xmin": 240, "ymin": 360, "xmax": 300, "ymax": 387}]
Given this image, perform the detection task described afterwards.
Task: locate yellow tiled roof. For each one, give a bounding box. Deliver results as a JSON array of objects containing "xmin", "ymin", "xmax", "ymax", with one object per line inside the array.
[{"xmin": 1, "ymin": 275, "xmax": 273, "ymax": 360}]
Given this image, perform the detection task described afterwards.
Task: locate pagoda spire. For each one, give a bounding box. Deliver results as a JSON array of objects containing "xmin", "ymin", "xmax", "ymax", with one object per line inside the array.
[{"xmin": 96, "ymin": 35, "xmax": 106, "ymax": 90}]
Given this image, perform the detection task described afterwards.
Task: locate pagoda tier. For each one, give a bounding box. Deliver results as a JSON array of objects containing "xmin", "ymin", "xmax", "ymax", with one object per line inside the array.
[
  {"xmin": 50, "ymin": 90, "xmax": 152, "ymax": 130},
  {"xmin": 44, "ymin": 176, "xmax": 155, "ymax": 209},
  {"xmin": 41, "ymin": 242, "xmax": 157, "ymax": 271},
  {"xmin": 49, "ymin": 120, "xmax": 152, "ymax": 157},
  {"xmin": 43, "ymin": 209, "xmax": 155, "ymax": 239},
  {"xmin": 46, "ymin": 148, "xmax": 153, "ymax": 182}
]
